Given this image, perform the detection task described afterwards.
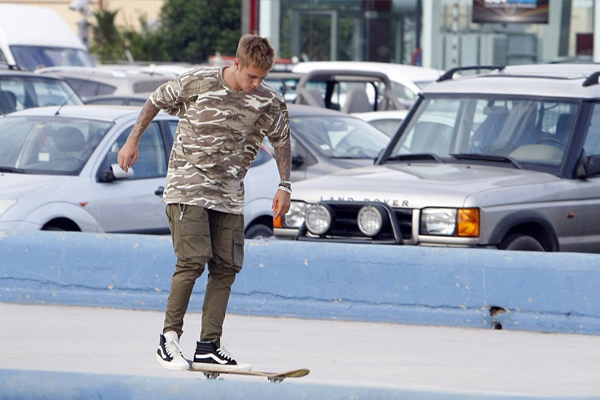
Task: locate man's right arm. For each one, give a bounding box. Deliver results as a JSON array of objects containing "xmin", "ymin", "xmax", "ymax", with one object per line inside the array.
[{"xmin": 117, "ymin": 99, "xmax": 160, "ymax": 172}]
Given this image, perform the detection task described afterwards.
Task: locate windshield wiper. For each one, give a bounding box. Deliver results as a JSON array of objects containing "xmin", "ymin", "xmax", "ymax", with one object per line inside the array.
[
  {"xmin": 0, "ymin": 166, "xmax": 26, "ymax": 174},
  {"xmin": 450, "ymin": 153, "xmax": 522, "ymax": 169},
  {"xmin": 385, "ymin": 153, "xmax": 444, "ymax": 163}
]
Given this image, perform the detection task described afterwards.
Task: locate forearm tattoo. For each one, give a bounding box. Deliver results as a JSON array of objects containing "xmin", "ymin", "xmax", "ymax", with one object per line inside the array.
[
  {"xmin": 274, "ymin": 141, "xmax": 292, "ymax": 182},
  {"xmin": 129, "ymin": 99, "xmax": 160, "ymax": 142}
]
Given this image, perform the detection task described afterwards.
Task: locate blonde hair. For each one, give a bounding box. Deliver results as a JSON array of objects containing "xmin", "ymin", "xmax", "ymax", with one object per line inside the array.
[{"xmin": 236, "ymin": 34, "xmax": 275, "ymax": 71}]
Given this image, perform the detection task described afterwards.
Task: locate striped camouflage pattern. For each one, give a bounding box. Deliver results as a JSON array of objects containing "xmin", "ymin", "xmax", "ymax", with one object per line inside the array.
[{"xmin": 149, "ymin": 66, "xmax": 290, "ymax": 214}]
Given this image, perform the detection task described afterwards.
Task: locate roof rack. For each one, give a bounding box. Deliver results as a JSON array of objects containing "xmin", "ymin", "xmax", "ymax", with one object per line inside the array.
[
  {"xmin": 436, "ymin": 65, "xmax": 505, "ymax": 82},
  {"xmin": 582, "ymin": 71, "xmax": 600, "ymax": 87}
]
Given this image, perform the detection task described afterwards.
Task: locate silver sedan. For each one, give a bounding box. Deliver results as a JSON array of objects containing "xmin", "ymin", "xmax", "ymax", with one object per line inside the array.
[{"xmin": 0, "ymin": 105, "xmax": 279, "ymax": 238}]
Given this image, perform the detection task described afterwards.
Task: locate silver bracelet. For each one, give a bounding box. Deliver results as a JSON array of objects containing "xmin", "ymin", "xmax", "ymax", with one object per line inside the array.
[
  {"xmin": 277, "ymin": 185, "xmax": 292, "ymax": 194},
  {"xmin": 279, "ymin": 180, "xmax": 292, "ymax": 186}
]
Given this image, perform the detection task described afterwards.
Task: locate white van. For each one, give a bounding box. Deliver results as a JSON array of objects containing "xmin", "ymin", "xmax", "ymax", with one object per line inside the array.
[{"xmin": 0, "ymin": 4, "xmax": 94, "ymax": 71}]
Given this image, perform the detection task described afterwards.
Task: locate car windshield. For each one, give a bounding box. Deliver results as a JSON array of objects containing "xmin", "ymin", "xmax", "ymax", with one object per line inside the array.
[
  {"xmin": 386, "ymin": 95, "xmax": 581, "ymax": 174},
  {"xmin": 290, "ymin": 115, "xmax": 390, "ymax": 159},
  {"xmin": 11, "ymin": 45, "xmax": 94, "ymax": 72},
  {"xmin": 0, "ymin": 116, "xmax": 111, "ymax": 175},
  {"xmin": 0, "ymin": 76, "xmax": 83, "ymax": 114}
]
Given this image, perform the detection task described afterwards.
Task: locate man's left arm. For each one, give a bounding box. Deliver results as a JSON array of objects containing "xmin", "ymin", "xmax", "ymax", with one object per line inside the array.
[{"xmin": 272, "ymin": 140, "xmax": 292, "ymax": 219}]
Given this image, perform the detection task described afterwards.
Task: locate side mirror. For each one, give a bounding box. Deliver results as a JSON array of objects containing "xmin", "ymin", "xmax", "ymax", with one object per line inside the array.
[
  {"xmin": 576, "ymin": 152, "xmax": 600, "ymax": 179},
  {"xmin": 111, "ymin": 163, "xmax": 134, "ymax": 179},
  {"xmin": 292, "ymin": 152, "xmax": 305, "ymax": 169}
]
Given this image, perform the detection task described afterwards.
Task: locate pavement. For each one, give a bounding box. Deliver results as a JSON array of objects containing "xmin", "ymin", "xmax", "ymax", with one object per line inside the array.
[{"xmin": 3, "ymin": 302, "xmax": 600, "ymax": 398}]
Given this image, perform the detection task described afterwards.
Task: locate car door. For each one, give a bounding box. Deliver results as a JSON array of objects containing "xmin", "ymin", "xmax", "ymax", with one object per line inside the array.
[
  {"xmin": 575, "ymin": 103, "xmax": 600, "ymax": 253},
  {"xmin": 89, "ymin": 121, "xmax": 170, "ymax": 234}
]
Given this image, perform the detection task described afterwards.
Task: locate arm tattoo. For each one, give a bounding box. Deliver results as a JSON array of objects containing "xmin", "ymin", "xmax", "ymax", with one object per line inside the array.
[
  {"xmin": 128, "ymin": 99, "xmax": 160, "ymax": 143},
  {"xmin": 274, "ymin": 141, "xmax": 292, "ymax": 182}
]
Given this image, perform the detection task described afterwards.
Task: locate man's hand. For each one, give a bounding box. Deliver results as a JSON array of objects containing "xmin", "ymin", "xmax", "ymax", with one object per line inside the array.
[
  {"xmin": 117, "ymin": 139, "xmax": 139, "ymax": 172},
  {"xmin": 272, "ymin": 190, "xmax": 291, "ymax": 220}
]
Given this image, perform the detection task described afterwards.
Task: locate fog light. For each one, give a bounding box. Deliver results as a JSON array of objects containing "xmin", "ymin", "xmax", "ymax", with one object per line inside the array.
[
  {"xmin": 305, "ymin": 204, "xmax": 332, "ymax": 235},
  {"xmin": 357, "ymin": 205, "xmax": 383, "ymax": 236}
]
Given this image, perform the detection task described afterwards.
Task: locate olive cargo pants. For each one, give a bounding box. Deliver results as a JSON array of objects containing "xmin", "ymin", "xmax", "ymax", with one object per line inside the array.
[{"xmin": 163, "ymin": 203, "xmax": 244, "ymax": 345}]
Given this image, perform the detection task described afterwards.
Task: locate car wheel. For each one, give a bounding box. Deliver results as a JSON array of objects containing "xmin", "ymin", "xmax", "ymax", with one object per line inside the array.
[
  {"xmin": 42, "ymin": 226, "xmax": 65, "ymax": 231},
  {"xmin": 499, "ymin": 234, "xmax": 545, "ymax": 251},
  {"xmin": 245, "ymin": 224, "xmax": 273, "ymax": 239}
]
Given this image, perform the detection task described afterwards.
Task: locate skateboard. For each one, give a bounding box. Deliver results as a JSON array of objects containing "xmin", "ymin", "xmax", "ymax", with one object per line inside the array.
[{"xmin": 189, "ymin": 367, "xmax": 310, "ymax": 382}]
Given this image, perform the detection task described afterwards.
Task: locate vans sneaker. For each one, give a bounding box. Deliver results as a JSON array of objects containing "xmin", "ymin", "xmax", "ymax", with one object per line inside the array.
[
  {"xmin": 156, "ymin": 331, "xmax": 189, "ymax": 370},
  {"xmin": 192, "ymin": 341, "xmax": 251, "ymax": 372}
]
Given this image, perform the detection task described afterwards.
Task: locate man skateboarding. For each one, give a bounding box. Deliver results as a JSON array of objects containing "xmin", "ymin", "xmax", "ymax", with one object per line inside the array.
[{"xmin": 118, "ymin": 34, "xmax": 292, "ymax": 371}]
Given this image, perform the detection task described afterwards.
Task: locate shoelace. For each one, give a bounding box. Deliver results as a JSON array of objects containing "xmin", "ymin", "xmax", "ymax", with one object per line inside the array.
[
  {"xmin": 165, "ymin": 339, "xmax": 184, "ymax": 358},
  {"xmin": 216, "ymin": 344, "xmax": 234, "ymax": 361}
]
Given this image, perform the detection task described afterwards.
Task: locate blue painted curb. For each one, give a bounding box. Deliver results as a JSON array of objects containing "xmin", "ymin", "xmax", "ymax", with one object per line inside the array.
[
  {"xmin": 0, "ymin": 369, "xmax": 576, "ymax": 400},
  {"xmin": 1, "ymin": 230, "xmax": 600, "ymax": 335}
]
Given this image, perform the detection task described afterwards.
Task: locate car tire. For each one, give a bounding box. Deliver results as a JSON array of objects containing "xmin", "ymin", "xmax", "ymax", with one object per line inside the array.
[
  {"xmin": 42, "ymin": 226, "xmax": 65, "ymax": 231},
  {"xmin": 245, "ymin": 224, "xmax": 273, "ymax": 240},
  {"xmin": 499, "ymin": 234, "xmax": 545, "ymax": 251}
]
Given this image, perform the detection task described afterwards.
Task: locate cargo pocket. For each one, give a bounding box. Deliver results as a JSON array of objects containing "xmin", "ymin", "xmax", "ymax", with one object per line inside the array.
[{"xmin": 233, "ymin": 230, "xmax": 245, "ymax": 271}]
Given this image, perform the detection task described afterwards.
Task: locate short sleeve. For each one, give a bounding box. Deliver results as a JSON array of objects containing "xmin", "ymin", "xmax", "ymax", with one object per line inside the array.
[{"xmin": 265, "ymin": 101, "xmax": 290, "ymax": 149}]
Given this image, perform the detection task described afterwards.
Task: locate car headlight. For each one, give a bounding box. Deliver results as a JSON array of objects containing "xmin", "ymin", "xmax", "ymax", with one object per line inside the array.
[
  {"xmin": 305, "ymin": 204, "xmax": 332, "ymax": 235},
  {"xmin": 420, "ymin": 208, "xmax": 479, "ymax": 237},
  {"xmin": 277, "ymin": 201, "xmax": 308, "ymax": 229},
  {"xmin": 357, "ymin": 205, "xmax": 384, "ymax": 237},
  {"xmin": 0, "ymin": 199, "xmax": 17, "ymax": 217}
]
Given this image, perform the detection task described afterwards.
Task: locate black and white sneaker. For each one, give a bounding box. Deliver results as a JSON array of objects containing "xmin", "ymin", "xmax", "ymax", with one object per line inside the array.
[
  {"xmin": 156, "ymin": 331, "xmax": 189, "ymax": 370},
  {"xmin": 192, "ymin": 341, "xmax": 251, "ymax": 371}
]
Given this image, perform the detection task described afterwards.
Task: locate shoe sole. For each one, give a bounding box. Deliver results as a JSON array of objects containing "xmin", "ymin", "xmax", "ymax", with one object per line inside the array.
[
  {"xmin": 156, "ymin": 353, "xmax": 190, "ymax": 370},
  {"xmin": 191, "ymin": 362, "xmax": 252, "ymax": 372}
]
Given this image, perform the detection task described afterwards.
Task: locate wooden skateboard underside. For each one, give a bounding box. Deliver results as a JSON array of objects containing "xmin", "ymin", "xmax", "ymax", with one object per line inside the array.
[{"xmin": 189, "ymin": 367, "xmax": 310, "ymax": 382}]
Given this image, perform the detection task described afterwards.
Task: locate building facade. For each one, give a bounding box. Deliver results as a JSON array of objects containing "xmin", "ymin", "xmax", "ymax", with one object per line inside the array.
[{"xmin": 1, "ymin": 0, "xmax": 598, "ymax": 68}]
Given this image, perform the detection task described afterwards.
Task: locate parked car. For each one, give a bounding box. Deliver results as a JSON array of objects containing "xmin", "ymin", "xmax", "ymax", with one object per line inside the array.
[
  {"xmin": 354, "ymin": 110, "xmax": 409, "ymax": 137},
  {"xmin": 275, "ymin": 64, "xmax": 600, "ymax": 254},
  {"xmin": 0, "ymin": 105, "xmax": 278, "ymax": 238},
  {"xmin": 83, "ymin": 95, "xmax": 148, "ymax": 106},
  {"xmin": 292, "ymin": 61, "xmax": 443, "ymax": 108},
  {"xmin": 293, "ymin": 69, "xmax": 406, "ymax": 114},
  {"xmin": 0, "ymin": 66, "xmax": 83, "ymax": 115},
  {"xmin": 35, "ymin": 66, "xmax": 170, "ymax": 101},
  {"xmin": 264, "ymin": 104, "xmax": 391, "ymax": 182}
]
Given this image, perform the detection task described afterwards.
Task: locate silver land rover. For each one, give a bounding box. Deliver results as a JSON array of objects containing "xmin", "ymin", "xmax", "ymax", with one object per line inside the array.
[{"xmin": 275, "ymin": 64, "xmax": 600, "ymax": 253}]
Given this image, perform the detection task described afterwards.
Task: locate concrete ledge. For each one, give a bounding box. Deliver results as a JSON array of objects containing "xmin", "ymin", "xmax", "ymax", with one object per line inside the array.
[
  {"xmin": 1, "ymin": 230, "xmax": 600, "ymax": 335},
  {"xmin": 0, "ymin": 369, "xmax": 556, "ymax": 400}
]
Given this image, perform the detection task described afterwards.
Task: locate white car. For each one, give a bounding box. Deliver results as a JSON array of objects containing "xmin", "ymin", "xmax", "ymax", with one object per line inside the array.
[
  {"xmin": 0, "ymin": 105, "xmax": 279, "ymax": 238},
  {"xmin": 292, "ymin": 61, "xmax": 443, "ymax": 108}
]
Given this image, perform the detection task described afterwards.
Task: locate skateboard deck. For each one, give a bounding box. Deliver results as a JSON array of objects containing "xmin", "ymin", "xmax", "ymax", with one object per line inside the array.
[{"xmin": 189, "ymin": 367, "xmax": 310, "ymax": 382}]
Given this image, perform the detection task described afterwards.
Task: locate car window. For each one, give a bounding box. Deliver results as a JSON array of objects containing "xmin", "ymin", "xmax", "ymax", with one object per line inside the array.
[
  {"xmin": 391, "ymin": 96, "xmax": 579, "ymax": 171},
  {"xmin": 0, "ymin": 116, "xmax": 110, "ymax": 175},
  {"xmin": 583, "ymin": 103, "xmax": 600, "ymax": 156},
  {"xmin": 290, "ymin": 115, "xmax": 389, "ymax": 159},
  {"xmin": 106, "ymin": 122, "xmax": 167, "ymax": 179},
  {"xmin": 64, "ymin": 77, "xmax": 116, "ymax": 98},
  {"xmin": 391, "ymin": 81, "xmax": 417, "ymax": 101},
  {"xmin": 166, "ymin": 120, "xmax": 179, "ymax": 140},
  {"xmin": 0, "ymin": 77, "xmax": 82, "ymax": 111},
  {"xmin": 369, "ymin": 118, "xmax": 403, "ymax": 137},
  {"xmin": 10, "ymin": 46, "xmax": 94, "ymax": 72}
]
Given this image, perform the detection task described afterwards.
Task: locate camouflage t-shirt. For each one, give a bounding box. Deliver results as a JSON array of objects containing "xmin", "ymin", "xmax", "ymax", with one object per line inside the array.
[{"xmin": 149, "ymin": 66, "xmax": 290, "ymax": 214}]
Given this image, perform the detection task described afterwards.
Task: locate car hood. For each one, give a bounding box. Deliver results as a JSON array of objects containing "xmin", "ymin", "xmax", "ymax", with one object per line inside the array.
[
  {"xmin": 292, "ymin": 163, "xmax": 564, "ymax": 209},
  {"xmin": 0, "ymin": 173, "xmax": 77, "ymax": 200}
]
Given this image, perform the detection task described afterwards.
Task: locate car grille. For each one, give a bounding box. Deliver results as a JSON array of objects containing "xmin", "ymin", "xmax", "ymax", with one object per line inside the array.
[{"xmin": 298, "ymin": 201, "xmax": 414, "ymax": 244}]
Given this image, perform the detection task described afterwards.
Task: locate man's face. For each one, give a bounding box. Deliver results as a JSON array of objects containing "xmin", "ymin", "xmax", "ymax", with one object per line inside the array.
[{"xmin": 235, "ymin": 61, "xmax": 269, "ymax": 93}]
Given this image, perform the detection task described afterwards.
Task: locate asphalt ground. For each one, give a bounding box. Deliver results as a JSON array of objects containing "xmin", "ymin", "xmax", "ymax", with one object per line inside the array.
[{"xmin": 3, "ymin": 303, "xmax": 600, "ymax": 398}]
